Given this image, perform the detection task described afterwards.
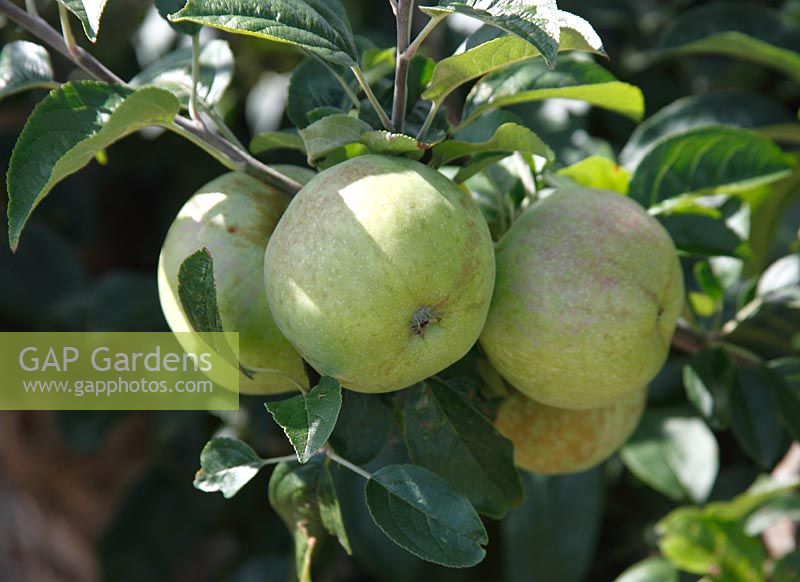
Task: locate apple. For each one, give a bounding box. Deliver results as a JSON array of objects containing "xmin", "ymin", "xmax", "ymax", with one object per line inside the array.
[
  {"xmin": 158, "ymin": 169, "xmax": 314, "ymax": 395},
  {"xmin": 480, "ymin": 187, "xmax": 683, "ymax": 409},
  {"xmin": 495, "ymin": 387, "xmax": 647, "ymax": 475},
  {"xmin": 263, "ymin": 155, "xmax": 496, "ymax": 393}
]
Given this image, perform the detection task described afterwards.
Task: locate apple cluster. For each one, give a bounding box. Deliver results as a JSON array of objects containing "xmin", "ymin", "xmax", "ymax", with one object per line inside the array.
[{"xmin": 158, "ymin": 155, "xmax": 683, "ymax": 475}]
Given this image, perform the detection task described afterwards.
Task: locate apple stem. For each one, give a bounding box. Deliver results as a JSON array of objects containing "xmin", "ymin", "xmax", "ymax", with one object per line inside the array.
[
  {"xmin": 351, "ymin": 65, "xmax": 393, "ymax": 131},
  {"xmin": 189, "ymin": 32, "xmax": 201, "ymax": 122},
  {"xmin": 57, "ymin": 1, "xmax": 78, "ymax": 58},
  {"xmin": 326, "ymin": 449, "xmax": 372, "ymax": 480}
]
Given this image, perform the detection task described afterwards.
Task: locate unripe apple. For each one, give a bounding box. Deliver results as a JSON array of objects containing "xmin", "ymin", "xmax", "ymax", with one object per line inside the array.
[
  {"xmin": 480, "ymin": 188, "xmax": 683, "ymax": 409},
  {"xmin": 495, "ymin": 388, "xmax": 647, "ymax": 475},
  {"xmin": 158, "ymin": 170, "xmax": 313, "ymax": 395},
  {"xmin": 263, "ymin": 155, "xmax": 496, "ymax": 393}
]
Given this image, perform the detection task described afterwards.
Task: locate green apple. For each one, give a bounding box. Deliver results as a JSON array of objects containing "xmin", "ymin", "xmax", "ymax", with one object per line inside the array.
[
  {"xmin": 480, "ymin": 187, "xmax": 683, "ymax": 409},
  {"xmin": 158, "ymin": 170, "xmax": 313, "ymax": 395},
  {"xmin": 495, "ymin": 387, "xmax": 647, "ymax": 475},
  {"xmin": 263, "ymin": 155, "xmax": 496, "ymax": 393}
]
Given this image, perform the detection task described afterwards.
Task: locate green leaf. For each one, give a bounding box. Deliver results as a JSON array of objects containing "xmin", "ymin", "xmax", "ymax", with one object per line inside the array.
[
  {"xmin": 707, "ymin": 473, "xmax": 800, "ymax": 522},
  {"xmin": 463, "ymin": 57, "xmax": 643, "ymax": 126},
  {"xmin": 6, "ymin": 82, "xmax": 180, "ymax": 250},
  {"xmin": 657, "ymin": 508, "xmax": 766, "ymax": 580},
  {"xmin": 0, "ymin": 41, "xmax": 56, "ymax": 101},
  {"xmin": 683, "ymin": 348, "xmax": 734, "ymax": 430},
  {"xmin": 268, "ymin": 459, "xmax": 327, "ymax": 582},
  {"xmin": 775, "ymin": 551, "xmax": 800, "ymax": 582},
  {"xmin": 555, "ymin": 156, "xmax": 630, "ymax": 194},
  {"xmin": 298, "ymin": 114, "xmax": 372, "ymax": 166},
  {"xmin": 177, "ymin": 248, "xmax": 249, "ymax": 377},
  {"xmin": 193, "ymin": 437, "xmax": 267, "ymax": 498},
  {"xmin": 655, "ymin": 196, "xmax": 752, "ymax": 258},
  {"xmin": 729, "ymin": 368, "xmax": 785, "ymax": 468},
  {"xmin": 318, "ymin": 460, "xmax": 352, "ymax": 554},
  {"xmin": 421, "ymin": 2, "xmax": 603, "ymax": 69},
  {"xmin": 177, "ymin": 248, "xmax": 224, "ymax": 334},
  {"xmin": 432, "ymin": 121, "xmax": 553, "ymax": 168},
  {"xmin": 743, "ymin": 494, "xmax": 800, "ymax": 535},
  {"xmin": 768, "ymin": 358, "xmax": 800, "ymax": 441},
  {"xmin": 620, "ymin": 92, "xmax": 796, "ymax": 170},
  {"xmin": 724, "ymin": 284, "xmax": 800, "ymax": 361},
  {"xmin": 620, "ymin": 407, "xmax": 719, "ymax": 503},
  {"xmin": 403, "ymin": 379, "xmax": 523, "ymax": 519},
  {"xmin": 694, "ymin": 261, "xmax": 725, "ymax": 304},
  {"xmin": 656, "ymin": 2, "xmax": 800, "ymax": 84},
  {"xmin": 424, "ymin": 24, "xmax": 603, "ymax": 110},
  {"xmin": 288, "ymin": 57, "xmax": 354, "ymax": 128},
  {"xmin": 328, "ymin": 391, "xmax": 394, "ymax": 466},
  {"xmin": 757, "ymin": 253, "xmax": 800, "ymax": 296},
  {"xmin": 365, "ymin": 464, "xmax": 488, "ymax": 568},
  {"xmin": 359, "ymin": 131, "xmax": 423, "ymax": 160},
  {"xmin": 130, "ymin": 39, "xmax": 234, "ymax": 107},
  {"xmin": 172, "ymin": 0, "xmax": 359, "ymax": 66},
  {"xmin": 156, "ymin": 0, "xmax": 202, "ymax": 35},
  {"xmin": 59, "ymin": 0, "xmax": 109, "ymax": 43},
  {"xmin": 266, "ymin": 377, "xmax": 343, "ymax": 463},
  {"xmin": 250, "ymin": 130, "xmax": 306, "ymax": 155},
  {"xmin": 614, "ymin": 558, "xmax": 678, "ymax": 582},
  {"xmin": 503, "ymin": 469, "xmax": 604, "ymax": 582},
  {"xmin": 629, "ymin": 126, "xmax": 793, "ymax": 208}
]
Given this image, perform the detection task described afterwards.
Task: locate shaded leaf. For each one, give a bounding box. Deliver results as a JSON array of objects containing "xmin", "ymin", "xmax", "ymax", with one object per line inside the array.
[
  {"xmin": 621, "ymin": 92, "xmax": 796, "ymax": 170},
  {"xmin": 404, "ymin": 379, "xmax": 523, "ymax": 519},
  {"xmin": 657, "ymin": 204, "xmax": 752, "ymax": 259},
  {"xmin": 365, "ymin": 464, "xmax": 488, "ymax": 568},
  {"xmin": 130, "ymin": 39, "xmax": 234, "ymax": 107},
  {"xmin": 156, "ymin": 0, "xmax": 202, "ymax": 35},
  {"xmin": 683, "ymin": 348, "xmax": 734, "ymax": 429},
  {"xmin": 768, "ymin": 358, "xmax": 800, "ymax": 441},
  {"xmin": 288, "ymin": 57, "xmax": 353, "ymax": 128},
  {"xmin": 620, "ymin": 407, "xmax": 719, "ymax": 503},
  {"xmin": 730, "ymin": 368, "xmax": 785, "ymax": 468},
  {"xmin": 318, "ymin": 461, "xmax": 352, "ymax": 554},
  {"xmin": 656, "ymin": 2, "xmax": 800, "ymax": 84},
  {"xmin": 328, "ymin": 391, "xmax": 394, "ymax": 466},
  {"xmin": 0, "ymin": 41, "xmax": 56, "ymax": 101},
  {"xmin": 504, "ymin": 469, "xmax": 604, "ymax": 582},
  {"xmin": 268, "ymin": 459, "xmax": 327, "ymax": 582},
  {"xmin": 250, "ymin": 131, "xmax": 306, "ymax": 155}
]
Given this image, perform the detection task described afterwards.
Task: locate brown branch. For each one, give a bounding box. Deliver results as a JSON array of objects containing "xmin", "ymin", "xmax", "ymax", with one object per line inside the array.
[
  {"xmin": 0, "ymin": 0, "xmax": 302, "ymax": 195},
  {"xmin": 671, "ymin": 323, "xmax": 709, "ymax": 355},
  {"xmin": 391, "ymin": 0, "xmax": 414, "ymax": 132}
]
